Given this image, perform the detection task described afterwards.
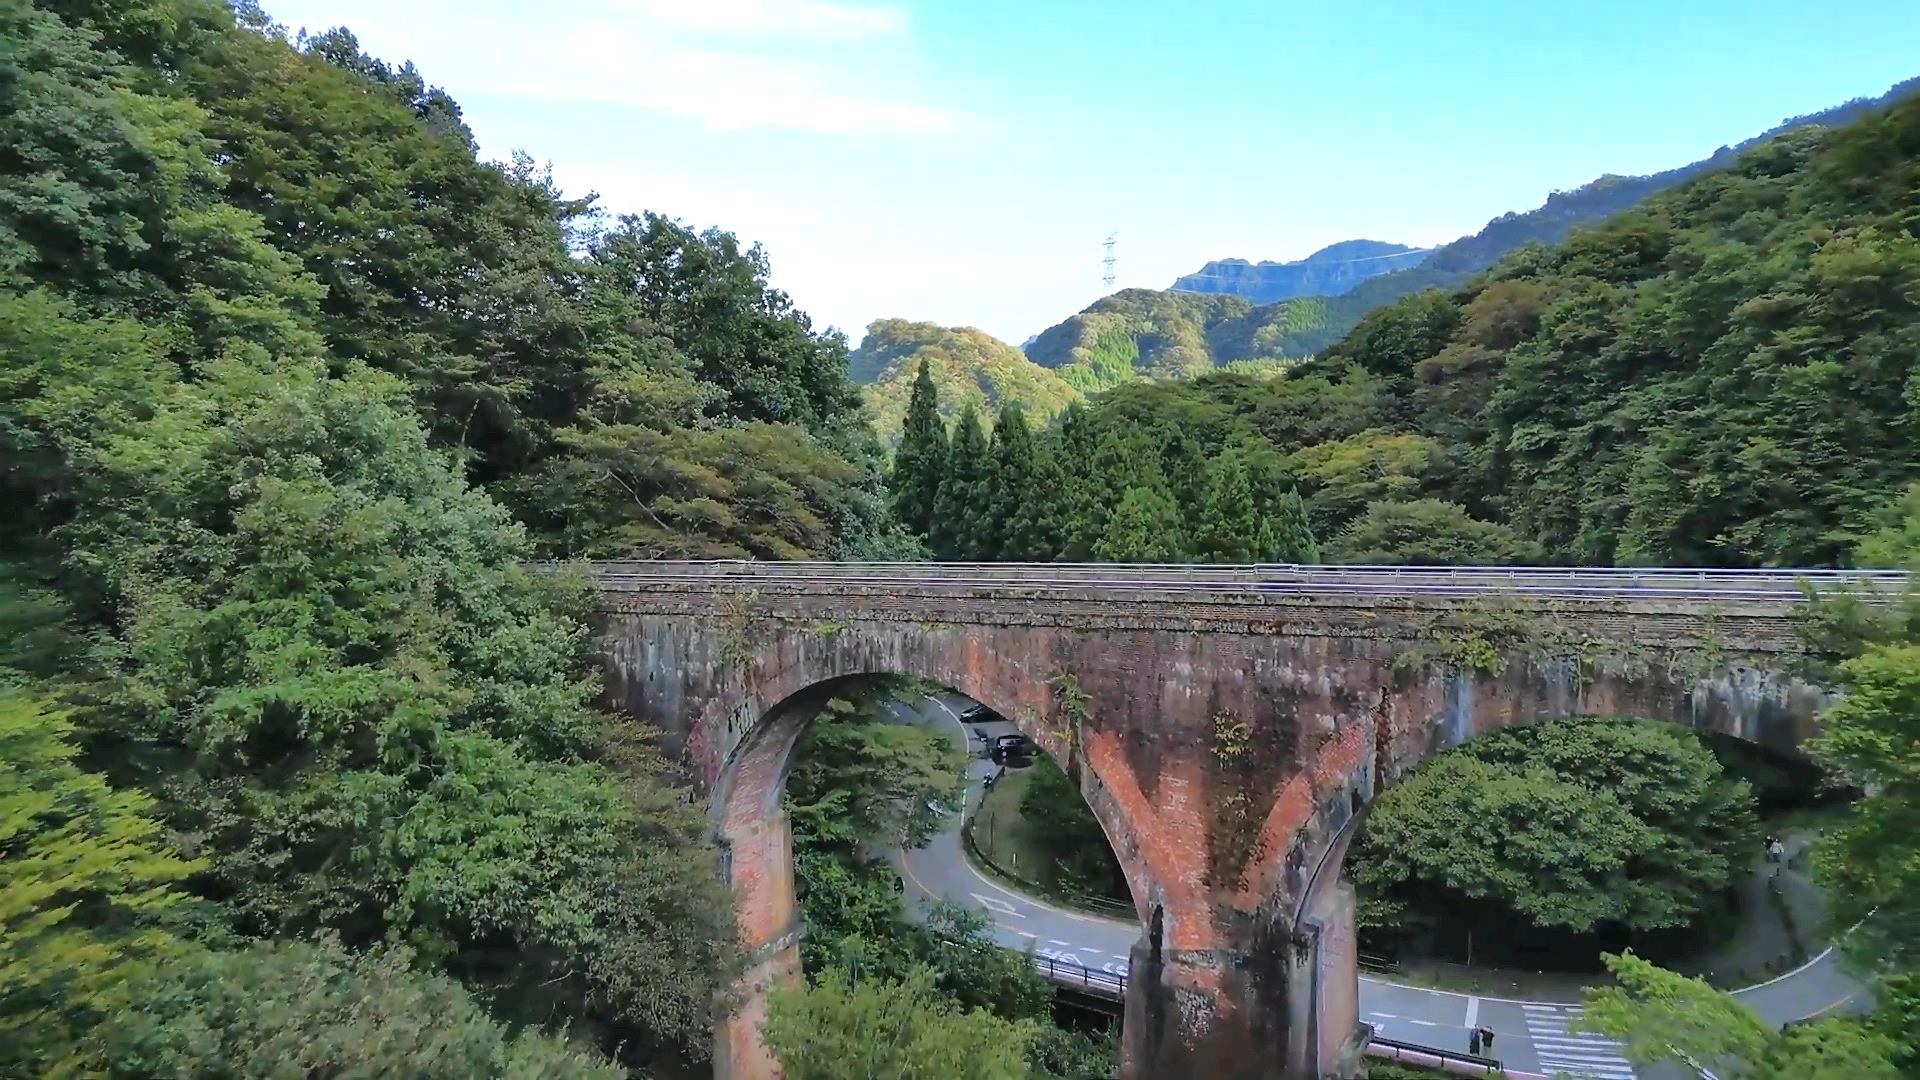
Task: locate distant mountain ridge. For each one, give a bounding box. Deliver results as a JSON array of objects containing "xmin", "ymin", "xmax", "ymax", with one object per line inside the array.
[
  {"xmin": 1172, "ymin": 240, "xmax": 1432, "ymax": 304},
  {"xmin": 1028, "ymin": 74, "xmax": 1920, "ymax": 377}
]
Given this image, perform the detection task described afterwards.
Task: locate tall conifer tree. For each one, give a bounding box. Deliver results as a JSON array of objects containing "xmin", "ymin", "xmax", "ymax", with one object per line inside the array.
[
  {"xmin": 888, "ymin": 359, "xmax": 946, "ymax": 538},
  {"xmin": 931, "ymin": 404, "xmax": 988, "ymax": 560},
  {"xmin": 1013, "ymin": 427, "xmax": 1070, "ymax": 562},
  {"xmin": 1271, "ymin": 487, "xmax": 1321, "ymax": 563},
  {"xmin": 1197, "ymin": 448, "xmax": 1263, "ymax": 561},
  {"xmin": 984, "ymin": 402, "xmax": 1037, "ymax": 560},
  {"xmin": 1095, "ymin": 487, "xmax": 1184, "ymax": 562}
]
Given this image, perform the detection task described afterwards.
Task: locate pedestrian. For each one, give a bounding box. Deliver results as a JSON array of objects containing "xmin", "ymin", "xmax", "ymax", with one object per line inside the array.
[
  {"xmin": 1469, "ymin": 1028, "xmax": 1482, "ymax": 1055},
  {"xmin": 1479, "ymin": 1025, "xmax": 1495, "ymax": 1052},
  {"xmin": 1769, "ymin": 838, "xmax": 1786, "ymax": 863}
]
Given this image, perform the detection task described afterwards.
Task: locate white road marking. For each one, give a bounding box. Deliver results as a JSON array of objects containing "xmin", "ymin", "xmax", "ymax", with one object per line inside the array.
[
  {"xmin": 1367, "ymin": 1012, "xmax": 1398, "ymax": 1021},
  {"xmin": 1524, "ymin": 1007, "xmax": 1635, "ymax": 1078},
  {"xmin": 1408, "ymin": 1019, "xmax": 1436, "ymax": 1027},
  {"xmin": 1464, "ymin": 995, "xmax": 1479, "ymax": 1029},
  {"xmin": 970, "ymin": 893, "xmax": 1025, "ymax": 918}
]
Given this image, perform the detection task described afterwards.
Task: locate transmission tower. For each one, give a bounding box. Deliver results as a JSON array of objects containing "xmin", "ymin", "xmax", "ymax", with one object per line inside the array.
[{"xmin": 1102, "ymin": 232, "xmax": 1117, "ymax": 291}]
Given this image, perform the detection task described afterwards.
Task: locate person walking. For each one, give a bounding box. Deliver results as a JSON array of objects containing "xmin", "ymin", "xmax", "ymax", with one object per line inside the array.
[
  {"xmin": 1479, "ymin": 1025, "xmax": 1495, "ymax": 1054},
  {"xmin": 1469, "ymin": 1028, "xmax": 1482, "ymax": 1055},
  {"xmin": 1769, "ymin": 837, "xmax": 1787, "ymax": 863}
]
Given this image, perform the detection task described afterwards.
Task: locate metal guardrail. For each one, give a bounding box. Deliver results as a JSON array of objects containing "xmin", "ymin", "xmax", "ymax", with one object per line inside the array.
[
  {"xmin": 586, "ymin": 560, "xmax": 1910, "ymax": 603},
  {"xmin": 1031, "ymin": 953, "xmax": 1126, "ymax": 998},
  {"xmin": 1368, "ymin": 1034, "xmax": 1502, "ymax": 1074}
]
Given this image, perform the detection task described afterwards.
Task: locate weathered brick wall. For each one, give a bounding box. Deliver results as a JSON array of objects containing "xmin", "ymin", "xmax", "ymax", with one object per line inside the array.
[{"xmin": 591, "ymin": 575, "xmax": 1825, "ymax": 1080}]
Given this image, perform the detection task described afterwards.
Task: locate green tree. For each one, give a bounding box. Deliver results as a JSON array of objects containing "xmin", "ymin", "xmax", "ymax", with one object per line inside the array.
[
  {"xmin": 763, "ymin": 967, "xmax": 1037, "ymax": 1080},
  {"xmin": 1095, "ymin": 486, "xmax": 1185, "ymax": 562},
  {"xmin": 1352, "ymin": 718, "xmax": 1755, "ymax": 935},
  {"xmin": 1808, "ymin": 643, "xmax": 1920, "ymax": 976},
  {"xmin": 1049, "ymin": 405, "xmax": 1105, "ymax": 560},
  {"xmin": 1010, "ymin": 425, "xmax": 1070, "ymax": 561},
  {"xmin": 1019, "ymin": 756, "xmax": 1125, "ymax": 899},
  {"xmin": 101, "ymin": 939, "xmax": 621, "ymax": 1078},
  {"xmin": 1581, "ymin": 952, "xmax": 1899, "ymax": 1078},
  {"xmin": 983, "ymin": 401, "xmax": 1038, "ymax": 559},
  {"xmin": 931, "ymin": 404, "xmax": 988, "ymax": 559},
  {"xmin": 1194, "ymin": 447, "xmax": 1273, "ymax": 562},
  {"xmin": 889, "ymin": 359, "xmax": 948, "ymax": 539},
  {"xmin": 787, "ymin": 697, "xmax": 967, "ymax": 852},
  {"xmin": 0, "ymin": 694, "xmax": 198, "ymax": 1075},
  {"xmin": 1328, "ymin": 498, "xmax": 1539, "ymax": 565},
  {"xmin": 1270, "ymin": 487, "xmax": 1321, "ymax": 563}
]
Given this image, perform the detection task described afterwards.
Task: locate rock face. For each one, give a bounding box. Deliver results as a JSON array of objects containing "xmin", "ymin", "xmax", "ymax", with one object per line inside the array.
[
  {"xmin": 1172, "ymin": 240, "xmax": 1433, "ymax": 304},
  {"xmin": 587, "ymin": 562, "xmax": 1830, "ymax": 1079}
]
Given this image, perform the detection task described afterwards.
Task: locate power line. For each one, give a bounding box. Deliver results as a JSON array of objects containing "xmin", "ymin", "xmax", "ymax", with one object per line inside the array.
[{"xmin": 1102, "ymin": 232, "xmax": 1117, "ymax": 291}]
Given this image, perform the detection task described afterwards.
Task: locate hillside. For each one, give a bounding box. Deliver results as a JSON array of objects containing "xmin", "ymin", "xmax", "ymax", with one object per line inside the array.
[
  {"xmin": 854, "ymin": 319, "xmax": 1081, "ymax": 441},
  {"xmin": 906, "ymin": 83, "xmax": 1920, "ymax": 571},
  {"xmin": 1171, "ymin": 240, "xmax": 1432, "ymax": 303},
  {"xmin": 1023, "ymin": 289, "xmax": 1333, "ymax": 394},
  {"xmin": 1038, "ymin": 75, "xmax": 1920, "ymax": 384}
]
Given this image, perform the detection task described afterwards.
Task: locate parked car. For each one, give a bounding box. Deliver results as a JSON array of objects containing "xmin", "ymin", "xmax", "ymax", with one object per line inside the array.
[{"xmin": 990, "ymin": 733, "xmax": 1033, "ymax": 764}]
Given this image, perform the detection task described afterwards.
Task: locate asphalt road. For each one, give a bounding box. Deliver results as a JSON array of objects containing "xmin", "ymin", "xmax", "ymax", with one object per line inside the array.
[{"xmin": 883, "ymin": 692, "xmax": 1861, "ymax": 1080}]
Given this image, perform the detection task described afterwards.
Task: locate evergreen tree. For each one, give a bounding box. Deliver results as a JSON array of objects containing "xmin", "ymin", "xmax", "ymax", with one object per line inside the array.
[
  {"xmin": 1095, "ymin": 487, "xmax": 1184, "ymax": 562},
  {"xmin": 1270, "ymin": 487, "xmax": 1321, "ymax": 563},
  {"xmin": 1067, "ymin": 427, "xmax": 1167, "ymax": 560},
  {"xmin": 1196, "ymin": 448, "xmax": 1264, "ymax": 562},
  {"xmin": 1011, "ymin": 428, "xmax": 1070, "ymax": 562},
  {"xmin": 983, "ymin": 402, "xmax": 1037, "ymax": 560},
  {"xmin": 1161, "ymin": 428, "xmax": 1210, "ymax": 532},
  {"xmin": 888, "ymin": 359, "xmax": 947, "ymax": 539},
  {"xmin": 1051, "ymin": 406, "xmax": 1102, "ymax": 561},
  {"xmin": 931, "ymin": 405, "xmax": 988, "ymax": 560}
]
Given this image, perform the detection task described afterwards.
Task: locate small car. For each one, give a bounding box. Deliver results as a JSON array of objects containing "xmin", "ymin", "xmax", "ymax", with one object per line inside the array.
[
  {"xmin": 959, "ymin": 702, "xmax": 992, "ymax": 722},
  {"xmin": 989, "ymin": 733, "xmax": 1033, "ymax": 764}
]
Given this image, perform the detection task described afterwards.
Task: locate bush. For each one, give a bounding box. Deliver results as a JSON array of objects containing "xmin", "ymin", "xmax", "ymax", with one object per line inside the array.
[{"xmin": 102, "ymin": 939, "xmax": 621, "ymax": 1078}]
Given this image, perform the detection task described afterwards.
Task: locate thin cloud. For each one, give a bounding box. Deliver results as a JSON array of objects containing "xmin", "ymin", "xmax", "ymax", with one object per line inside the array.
[
  {"xmin": 299, "ymin": 0, "xmax": 957, "ymax": 136},
  {"xmin": 608, "ymin": 0, "xmax": 906, "ymax": 39},
  {"xmin": 502, "ymin": 46, "xmax": 956, "ymax": 135}
]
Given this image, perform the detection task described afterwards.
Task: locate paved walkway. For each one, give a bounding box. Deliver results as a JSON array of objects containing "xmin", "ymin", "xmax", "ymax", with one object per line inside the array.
[{"xmin": 881, "ymin": 692, "xmax": 1865, "ymax": 1079}]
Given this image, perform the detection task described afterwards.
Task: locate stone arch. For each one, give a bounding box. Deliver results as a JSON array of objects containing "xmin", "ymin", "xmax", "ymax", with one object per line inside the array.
[
  {"xmin": 1261, "ymin": 655, "xmax": 1834, "ymax": 1075},
  {"xmin": 702, "ymin": 642, "xmax": 1162, "ymax": 1079}
]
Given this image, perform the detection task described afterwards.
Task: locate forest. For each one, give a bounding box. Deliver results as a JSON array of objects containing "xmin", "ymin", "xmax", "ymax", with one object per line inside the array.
[
  {"xmin": 2, "ymin": 0, "xmax": 1919, "ymax": 1075},
  {"xmin": 891, "ymin": 86, "xmax": 1920, "ymax": 570},
  {"xmin": 0, "ymin": 0, "xmax": 899, "ymax": 1073}
]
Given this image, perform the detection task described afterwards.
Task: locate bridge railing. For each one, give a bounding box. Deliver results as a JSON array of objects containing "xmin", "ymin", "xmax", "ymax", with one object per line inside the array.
[
  {"xmin": 1030, "ymin": 953, "xmax": 1126, "ymax": 998},
  {"xmin": 586, "ymin": 560, "xmax": 1909, "ymax": 602}
]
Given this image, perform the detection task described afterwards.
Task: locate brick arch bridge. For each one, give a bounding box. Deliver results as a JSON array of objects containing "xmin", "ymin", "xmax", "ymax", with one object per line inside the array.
[{"xmin": 589, "ymin": 562, "xmax": 1892, "ymax": 1080}]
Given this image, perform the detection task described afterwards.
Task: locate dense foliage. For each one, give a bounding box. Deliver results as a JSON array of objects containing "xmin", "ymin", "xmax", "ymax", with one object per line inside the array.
[
  {"xmin": 0, "ymin": 0, "xmax": 926, "ymax": 1069},
  {"xmin": 1025, "ymin": 288, "xmax": 1334, "ymax": 393},
  {"xmin": 1018, "ymin": 756, "xmax": 1126, "ymax": 899},
  {"xmin": 1582, "ymin": 952, "xmax": 1899, "ymax": 1078},
  {"xmin": 764, "ymin": 966, "xmax": 1036, "ymax": 1080},
  {"xmin": 783, "ymin": 685, "xmax": 1114, "ymax": 1078},
  {"xmin": 1353, "ymin": 719, "xmax": 1757, "ymax": 943},
  {"xmin": 889, "ymin": 380, "xmax": 1328, "ymax": 562},
  {"xmin": 853, "ymin": 319, "xmax": 1081, "ymax": 443}
]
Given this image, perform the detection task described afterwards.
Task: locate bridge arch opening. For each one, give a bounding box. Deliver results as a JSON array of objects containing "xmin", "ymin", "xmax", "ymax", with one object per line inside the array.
[{"xmin": 706, "ymin": 668, "xmax": 1153, "ymax": 1079}]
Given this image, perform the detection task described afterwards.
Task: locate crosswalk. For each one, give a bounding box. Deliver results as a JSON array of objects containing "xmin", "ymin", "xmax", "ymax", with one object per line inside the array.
[{"xmin": 1521, "ymin": 1002, "xmax": 1636, "ymax": 1078}]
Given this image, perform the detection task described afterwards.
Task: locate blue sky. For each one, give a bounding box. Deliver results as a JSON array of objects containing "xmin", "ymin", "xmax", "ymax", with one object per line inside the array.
[{"xmin": 260, "ymin": 0, "xmax": 1919, "ymax": 345}]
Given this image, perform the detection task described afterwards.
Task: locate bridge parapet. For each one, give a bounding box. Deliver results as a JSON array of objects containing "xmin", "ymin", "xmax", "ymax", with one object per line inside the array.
[{"xmin": 587, "ymin": 560, "xmax": 1903, "ymax": 654}]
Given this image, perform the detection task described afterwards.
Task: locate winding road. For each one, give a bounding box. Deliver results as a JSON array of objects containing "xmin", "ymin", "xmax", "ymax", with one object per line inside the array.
[{"xmin": 880, "ymin": 692, "xmax": 1865, "ymax": 1079}]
